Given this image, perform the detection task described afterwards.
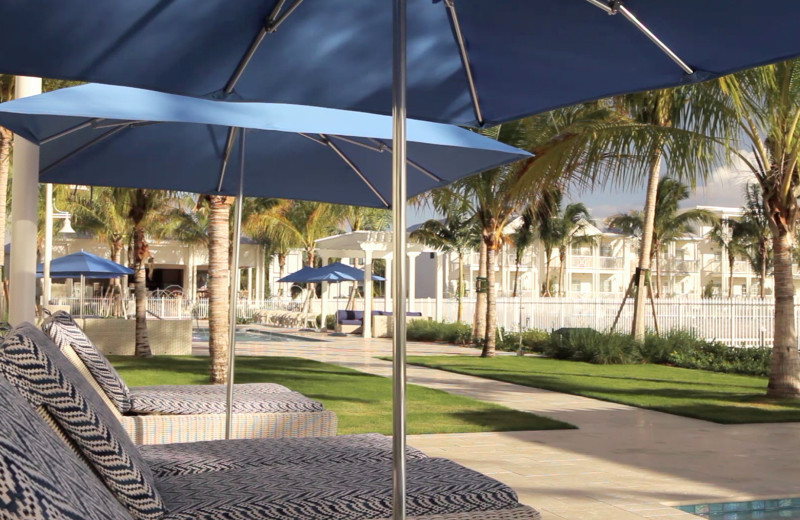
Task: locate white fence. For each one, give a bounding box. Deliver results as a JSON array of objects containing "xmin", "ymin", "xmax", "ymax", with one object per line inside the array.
[{"xmin": 54, "ymin": 295, "xmax": 787, "ymax": 347}]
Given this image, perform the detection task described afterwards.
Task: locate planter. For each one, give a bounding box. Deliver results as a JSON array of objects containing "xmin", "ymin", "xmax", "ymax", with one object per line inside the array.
[{"xmin": 78, "ymin": 318, "xmax": 193, "ymax": 356}]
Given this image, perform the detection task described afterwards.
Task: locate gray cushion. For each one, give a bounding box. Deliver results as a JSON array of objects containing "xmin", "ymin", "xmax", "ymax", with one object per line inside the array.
[
  {"xmin": 0, "ymin": 369, "xmax": 134, "ymax": 520},
  {"xmin": 141, "ymin": 433, "xmax": 428, "ymax": 478},
  {"xmin": 129, "ymin": 383, "xmax": 323, "ymax": 415},
  {"xmin": 0, "ymin": 324, "xmax": 166, "ymax": 520},
  {"xmin": 42, "ymin": 311, "xmax": 132, "ymax": 413},
  {"xmin": 157, "ymin": 458, "xmax": 520, "ymax": 520}
]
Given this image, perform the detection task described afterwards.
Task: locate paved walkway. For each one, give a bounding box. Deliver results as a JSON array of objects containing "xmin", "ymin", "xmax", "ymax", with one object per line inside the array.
[{"xmin": 196, "ymin": 326, "xmax": 800, "ymax": 520}]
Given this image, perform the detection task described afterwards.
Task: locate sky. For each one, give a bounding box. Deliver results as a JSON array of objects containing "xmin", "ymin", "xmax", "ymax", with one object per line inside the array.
[{"xmin": 408, "ymin": 152, "xmax": 755, "ymax": 226}]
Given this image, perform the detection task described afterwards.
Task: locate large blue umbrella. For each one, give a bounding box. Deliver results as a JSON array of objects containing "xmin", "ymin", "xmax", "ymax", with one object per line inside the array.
[
  {"xmin": 0, "ymin": 84, "xmax": 528, "ymax": 206},
  {"xmin": 1, "ymin": 1, "xmax": 800, "ymax": 127},
  {"xmin": 277, "ymin": 266, "xmax": 321, "ymax": 284},
  {"xmin": 36, "ymin": 250, "xmax": 133, "ymax": 278}
]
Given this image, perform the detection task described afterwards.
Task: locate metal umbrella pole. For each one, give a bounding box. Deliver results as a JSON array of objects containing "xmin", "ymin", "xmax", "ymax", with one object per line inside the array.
[
  {"xmin": 225, "ymin": 129, "xmax": 246, "ymax": 440},
  {"xmin": 391, "ymin": 0, "xmax": 408, "ymax": 518}
]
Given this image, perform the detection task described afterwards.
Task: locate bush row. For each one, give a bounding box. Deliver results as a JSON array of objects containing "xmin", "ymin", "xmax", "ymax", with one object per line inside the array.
[{"xmin": 403, "ymin": 320, "xmax": 772, "ymax": 376}]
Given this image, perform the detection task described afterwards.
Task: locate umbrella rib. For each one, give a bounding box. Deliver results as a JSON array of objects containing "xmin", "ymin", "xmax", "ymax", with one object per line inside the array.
[
  {"xmin": 584, "ymin": 0, "xmax": 693, "ymax": 75},
  {"xmin": 444, "ymin": 0, "xmax": 485, "ymax": 126},
  {"xmin": 368, "ymin": 138, "xmax": 444, "ymax": 183},
  {"xmin": 223, "ymin": 0, "xmax": 305, "ymax": 94},
  {"xmin": 41, "ymin": 125, "xmax": 129, "ymax": 175},
  {"xmin": 319, "ymin": 134, "xmax": 390, "ymax": 208},
  {"xmin": 217, "ymin": 126, "xmax": 240, "ymax": 191},
  {"xmin": 41, "ymin": 118, "xmax": 104, "ymax": 144},
  {"xmin": 298, "ymin": 132, "xmax": 327, "ymax": 146}
]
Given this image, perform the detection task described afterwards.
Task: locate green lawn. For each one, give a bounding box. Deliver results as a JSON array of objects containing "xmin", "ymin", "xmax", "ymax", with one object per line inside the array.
[
  {"xmin": 404, "ymin": 355, "xmax": 800, "ymax": 424},
  {"xmin": 110, "ymin": 355, "xmax": 573, "ymax": 435}
]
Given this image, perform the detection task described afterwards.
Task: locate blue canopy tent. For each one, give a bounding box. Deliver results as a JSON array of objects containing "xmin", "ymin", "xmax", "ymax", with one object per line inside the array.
[
  {"xmin": 36, "ymin": 250, "xmax": 133, "ymax": 319},
  {"xmin": 5, "ymin": 2, "xmax": 800, "ymax": 516},
  {"xmin": 0, "ymin": 83, "xmax": 530, "ymax": 443}
]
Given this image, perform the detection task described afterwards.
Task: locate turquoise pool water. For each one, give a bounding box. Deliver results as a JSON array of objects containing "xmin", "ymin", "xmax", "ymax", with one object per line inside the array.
[
  {"xmin": 192, "ymin": 328, "xmax": 324, "ymax": 343},
  {"xmin": 678, "ymin": 498, "xmax": 800, "ymax": 519}
]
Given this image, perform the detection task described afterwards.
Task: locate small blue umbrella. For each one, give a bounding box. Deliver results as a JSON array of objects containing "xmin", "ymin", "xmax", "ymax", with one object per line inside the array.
[
  {"xmin": 277, "ymin": 266, "xmax": 320, "ymax": 284},
  {"xmin": 36, "ymin": 250, "xmax": 133, "ymax": 278},
  {"xmin": 309, "ymin": 262, "xmax": 385, "ymax": 282}
]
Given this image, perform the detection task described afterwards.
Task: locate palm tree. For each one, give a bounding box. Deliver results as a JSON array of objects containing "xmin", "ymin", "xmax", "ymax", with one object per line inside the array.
[
  {"xmin": 340, "ymin": 205, "xmax": 391, "ymax": 231},
  {"xmin": 68, "ymin": 187, "xmax": 132, "ymax": 277},
  {"xmin": 243, "ymin": 199, "xmax": 296, "ymax": 296},
  {"xmin": 732, "ymin": 185, "xmax": 772, "ymax": 299},
  {"xmin": 410, "ymin": 201, "xmax": 475, "ymax": 323},
  {"xmin": 707, "ymin": 60, "xmax": 800, "ymax": 397},
  {"xmin": 509, "ymin": 205, "xmax": 535, "ymax": 298},
  {"xmin": 707, "ymin": 218, "xmax": 747, "ymax": 298},
  {"xmin": 609, "ymin": 178, "xmax": 716, "ymax": 298}
]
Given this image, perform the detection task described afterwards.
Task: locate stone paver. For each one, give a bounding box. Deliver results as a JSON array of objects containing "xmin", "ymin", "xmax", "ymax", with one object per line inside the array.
[{"xmin": 194, "ymin": 326, "xmax": 800, "ymax": 520}]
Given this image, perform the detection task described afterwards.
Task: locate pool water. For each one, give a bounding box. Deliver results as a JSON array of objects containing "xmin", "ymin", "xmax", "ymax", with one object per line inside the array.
[
  {"xmin": 677, "ymin": 498, "xmax": 800, "ymax": 519},
  {"xmin": 192, "ymin": 328, "xmax": 324, "ymax": 343}
]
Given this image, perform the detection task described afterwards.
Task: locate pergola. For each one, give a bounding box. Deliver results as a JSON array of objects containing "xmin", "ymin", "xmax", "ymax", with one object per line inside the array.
[{"xmin": 316, "ymin": 230, "xmax": 444, "ymax": 337}]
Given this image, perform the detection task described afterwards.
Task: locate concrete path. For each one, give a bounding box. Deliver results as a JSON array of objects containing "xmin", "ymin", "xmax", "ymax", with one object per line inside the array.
[{"xmin": 195, "ymin": 327, "xmax": 800, "ymax": 520}]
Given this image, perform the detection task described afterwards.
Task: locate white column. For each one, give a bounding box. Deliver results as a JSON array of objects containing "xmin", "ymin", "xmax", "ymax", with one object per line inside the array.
[
  {"xmin": 407, "ymin": 252, "xmax": 419, "ymax": 312},
  {"xmin": 384, "ymin": 255, "xmax": 392, "ymax": 311},
  {"xmin": 43, "ymin": 183, "xmax": 53, "ymax": 306},
  {"xmin": 182, "ymin": 248, "xmax": 192, "ymax": 298},
  {"xmin": 247, "ymin": 267, "xmax": 253, "ymax": 302},
  {"xmin": 435, "ymin": 253, "xmax": 444, "ymax": 321},
  {"xmin": 363, "ymin": 249, "xmax": 373, "ymax": 338},
  {"xmin": 320, "ymin": 280, "xmax": 329, "ymax": 332},
  {"xmin": 9, "ymin": 76, "xmax": 42, "ymax": 325}
]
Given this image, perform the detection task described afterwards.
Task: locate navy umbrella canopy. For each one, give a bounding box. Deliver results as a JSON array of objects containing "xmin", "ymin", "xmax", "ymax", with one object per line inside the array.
[
  {"xmin": 0, "ymin": 84, "xmax": 530, "ymax": 206},
  {"xmin": 2, "ymin": 1, "xmax": 800, "ymax": 126},
  {"xmin": 277, "ymin": 266, "xmax": 320, "ymax": 284}
]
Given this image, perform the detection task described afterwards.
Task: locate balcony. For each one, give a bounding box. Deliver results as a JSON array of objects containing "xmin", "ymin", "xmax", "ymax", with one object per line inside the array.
[
  {"xmin": 664, "ymin": 259, "xmax": 699, "ymax": 273},
  {"xmin": 599, "ymin": 256, "xmax": 623, "ymax": 269},
  {"xmin": 569, "ymin": 255, "xmax": 593, "ymax": 268},
  {"xmin": 733, "ymin": 260, "xmax": 752, "ymax": 274}
]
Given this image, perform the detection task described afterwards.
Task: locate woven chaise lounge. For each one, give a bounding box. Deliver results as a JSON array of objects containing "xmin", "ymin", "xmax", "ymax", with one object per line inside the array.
[
  {"xmin": 42, "ymin": 311, "xmax": 337, "ymax": 443},
  {"xmin": 0, "ymin": 322, "xmax": 541, "ymax": 520}
]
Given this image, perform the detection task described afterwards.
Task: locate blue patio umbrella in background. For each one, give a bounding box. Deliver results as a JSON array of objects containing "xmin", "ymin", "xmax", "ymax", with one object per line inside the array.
[
  {"xmin": 277, "ymin": 266, "xmax": 321, "ymax": 284},
  {"xmin": 0, "ymin": 83, "xmax": 530, "ymax": 443},
  {"xmin": 7, "ymin": 2, "xmax": 800, "ymax": 517},
  {"xmin": 36, "ymin": 250, "xmax": 133, "ymax": 319},
  {"xmin": 309, "ymin": 262, "xmax": 385, "ymax": 283}
]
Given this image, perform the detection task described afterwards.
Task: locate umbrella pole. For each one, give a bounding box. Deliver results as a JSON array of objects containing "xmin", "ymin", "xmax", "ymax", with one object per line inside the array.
[
  {"xmin": 225, "ymin": 129, "xmax": 245, "ymax": 440},
  {"xmin": 391, "ymin": 1, "xmax": 408, "ymax": 519},
  {"xmin": 80, "ymin": 274, "xmax": 85, "ymax": 320}
]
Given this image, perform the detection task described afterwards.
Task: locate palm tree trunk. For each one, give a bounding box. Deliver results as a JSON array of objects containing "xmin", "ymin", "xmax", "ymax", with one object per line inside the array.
[
  {"xmin": 457, "ymin": 252, "xmax": 464, "ymax": 323},
  {"xmin": 132, "ymin": 227, "xmax": 151, "ymax": 357},
  {"xmin": 558, "ymin": 247, "xmax": 566, "ymax": 296},
  {"xmin": 482, "ymin": 241, "xmax": 497, "ymax": 357},
  {"xmin": 512, "ymin": 250, "xmax": 521, "ymax": 298},
  {"xmin": 543, "ymin": 252, "xmax": 552, "ymax": 297},
  {"xmin": 768, "ymin": 228, "xmax": 800, "ymax": 397},
  {"xmin": 0, "ymin": 127, "xmax": 10, "ymax": 284},
  {"xmin": 110, "ymin": 240, "xmax": 124, "ymax": 317},
  {"xmin": 728, "ymin": 252, "xmax": 735, "ymax": 298},
  {"xmin": 632, "ymin": 151, "xmax": 663, "ymax": 341},
  {"xmin": 760, "ymin": 243, "xmax": 767, "ymax": 299},
  {"xmin": 208, "ymin": 196, "xmax": 232, "ymax": 385},
  {"xmin": 473, "ymin": 240, "xmax": 487, "ymax": 343}
]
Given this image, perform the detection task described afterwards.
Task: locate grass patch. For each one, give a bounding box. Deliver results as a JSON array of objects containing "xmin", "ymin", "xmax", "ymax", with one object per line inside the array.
[
  {"xmin": 110, "ymin": 355, "xmax": 573, "ymax": 434},
  {"xmin": 404, "ymin": 356, "xmax": 800, "ymax": 424}
]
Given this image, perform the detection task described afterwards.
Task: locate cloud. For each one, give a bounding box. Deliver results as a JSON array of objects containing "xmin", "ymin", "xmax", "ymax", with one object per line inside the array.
[{"xmin": 683, "ymin": 150, "xmax": 754, "ymax": 208}]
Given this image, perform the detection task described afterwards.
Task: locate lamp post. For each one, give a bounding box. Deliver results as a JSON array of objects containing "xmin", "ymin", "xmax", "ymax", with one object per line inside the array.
[{"xmin": 42, "ymin": 186, "xmax": 75, "ymax": 307}]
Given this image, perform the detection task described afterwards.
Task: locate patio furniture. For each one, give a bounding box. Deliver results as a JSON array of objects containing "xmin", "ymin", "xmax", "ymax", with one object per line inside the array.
[
  {"xmin": 0, "ymin": 322, "xmax": 541, "ymax": 520},
  {"xmin": 42, "ymin": 311, "xmax": 337, "ymax": 444}
]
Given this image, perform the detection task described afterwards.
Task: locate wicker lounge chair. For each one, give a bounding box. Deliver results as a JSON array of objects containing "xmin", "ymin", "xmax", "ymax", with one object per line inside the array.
[
  {"xmin": 0, "ymin": 322, "xmax": 540, "ymax": 520},
  {"xmin": 42, "ymin": 311, "xmax": 337, "ymax": 443}
]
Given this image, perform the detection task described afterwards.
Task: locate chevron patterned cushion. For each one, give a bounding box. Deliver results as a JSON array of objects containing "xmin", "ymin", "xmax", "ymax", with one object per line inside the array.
[
  {"xmin": 157, "ymin": 458, "xmax": 520, "ymax": 520},
  {"xmin": 0, "ymin": 324, "xmax": 167, "ymax": 520},
  {"xmin": 42, "ymin": 311, "xmax": 132, "ymax": 413},
  {"xmin": 141, "ymin": 433, "xmax": 428, "ymax": 478},
  {"xmin": 0, "ymin": 373, "xmax": 134, "ymax": 520},
  {"xmin": 129, "ymin": 384, "xmax": 323, "ymax": 415}
]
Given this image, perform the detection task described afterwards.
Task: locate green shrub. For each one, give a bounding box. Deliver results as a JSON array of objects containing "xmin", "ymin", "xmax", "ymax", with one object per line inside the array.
[
  {"xmin": 315, "ymin": 314, "xmax": 337, "ymax": 330},
  {"xmin": 406, "ymin": 320, "xmax": 472, "ymax": 344},
  {"xmin": 495, "ymin": 328, "xmax": 550, "ymax": 352},
  {"xmin": 666, "ymin": 340, "xmax": 772, "ymax": 376},
  {"xmin": 640, "ymin": 329, "xmax": 699, "ymax": 364},
  {"xmin": 544, "ymin": 328, "xmax": 640, "ymax": 364}
]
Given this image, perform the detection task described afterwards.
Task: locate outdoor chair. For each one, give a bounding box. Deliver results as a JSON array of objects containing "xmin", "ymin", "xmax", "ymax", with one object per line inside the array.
[
  {"xmin": 41, "ymin": 311, "xmax": 337, "ymax": 443},
  {"xmin": 0, "ymin": 322, "xmax": 541, "ymax": 520}
]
